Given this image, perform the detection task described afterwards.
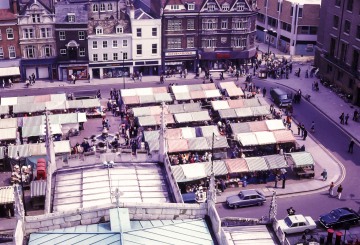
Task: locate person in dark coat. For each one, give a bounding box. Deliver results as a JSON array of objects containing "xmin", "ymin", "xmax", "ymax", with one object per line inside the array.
[
  {"xmin": 303, "ymin": 128, "xmax": 308, "ymax": 140},
  {"xmin": 348, "ymin": 138, "xmax": 355, "ymax": 153},
  {"xmin": 339, "ymin": 112, "xmax": 345, "ymax": 124}
]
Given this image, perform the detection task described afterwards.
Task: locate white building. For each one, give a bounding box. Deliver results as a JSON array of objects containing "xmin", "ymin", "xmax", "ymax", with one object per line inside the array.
[{"xmin": 128, "ymin": 6, "xmax": 161, "ymax": 76}]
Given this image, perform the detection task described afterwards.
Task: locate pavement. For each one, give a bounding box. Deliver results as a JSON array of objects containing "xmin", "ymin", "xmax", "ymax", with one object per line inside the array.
[{"xmin": 0, "ymin": 41, "xmax": 359, "ymax": 206}]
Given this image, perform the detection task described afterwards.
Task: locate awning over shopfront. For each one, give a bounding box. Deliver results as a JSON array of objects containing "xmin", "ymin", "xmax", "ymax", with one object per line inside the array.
[
  {"xmin": 211, "ymin": 101, "xmax": 230, "ymax": 110},
  {"xmin": 188, "ymin": 137, "xmax": 211, "ymax": 151},
  {"xmin": 0, "ymin": 186, "xmax": 15, "ymax": 205},
  {"xmin": 0, "ymin": 105, "xmax": 9, "ymax": 115},
  {"xmin": 273, "ymin": 130, "xmax": 296, "ymax": 143},
  {"xmin": 204, "ymin": 160, "xmax": 228, "ymax": 176},
  {"xmin": 0, "ymin": 67, "xmax": 20, "ymax": 76},
  {"xmin": 266, "ymin": 119, "xmax": 286, "ymax": 131},
  {"xmin": 264, "ymin": 155, "xmax": 288, "ymax": 169},
  {"xmin": 0, "ymin": 127, "xmax": 17, "ymax": 140},
  {"xmin": 167, "ymin": 139, "xmax": 189, "ymax": 153},
  {"xmin": 245, "ymin": 157, "xmax": 269, "ymax": 171},
  {"xmin": 286, "ymin": 152, "xmax": 314, "ymax": 167},
  {"xmin": 254, "ymin": 131, "xmax": 277, "ymax": 145},
  {"xmin": 225, "ymin": 158, "xmax": 249, "ymax": 173}
]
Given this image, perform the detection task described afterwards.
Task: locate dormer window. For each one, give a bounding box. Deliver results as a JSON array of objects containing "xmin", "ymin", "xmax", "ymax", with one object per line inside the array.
[
  {"xmin": 67, "ymin": 13, "xmax": 75, "ymax": 22},
  {"xmin": 222, "ymin": 3, "xmax": 229, "ymax": 11},
  {"xmin": 170, "ymin": 5, "xmax": 180, "ymax": 10},
  {"xmin": 207, "ymin": 3, "xmax": 215, "ymax": 11},
  {"xmin": 116, "ymin": 25, "xmax": 123, "ymax": 34},
  {"xmin": 100, "ymin": 3, "xmax": 106, "ymax": 12},
  {"xmin": 108, "ymin": 3, "xmax": 113, "ymax": 11},
  {"xmin": 95, "ymin": 26, "xmax": 103, "ymax": 35},
  {"xmin": 188, "ymin": 3, "xmax": 195, "ymax": 10},
  {"xmin": 237, "ymin": 3, "xmax": 245, "ymax": 11},
  {"xmin": 92, "ymin": 4, "xmax": 98, "ymax": 12}
]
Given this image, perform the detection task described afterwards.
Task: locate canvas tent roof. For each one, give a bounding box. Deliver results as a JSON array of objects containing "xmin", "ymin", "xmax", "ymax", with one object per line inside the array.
[
  {"xmin": 266, "ymin": 119, "xmax": 286, "ymax": 131},
  {"xmin": 254, "ymin": 131, "xmax": 277, "ymax": 145},
  {"xmin": 187, "ymin": 137, "xmax": 211, "ymax": 151},
  {"xmin": 0, "ymin": 127, "xmax": 17, "ymax": 140},
  {"xmin": 234, "ymin": 107, "xmax": 253, "ymax": 118},
  {"xmin": 167, "ymin": 139, "xmax": 188, "ymax": 153},
  {"xmin": 211, "ymin": 100, "xmax": 230, "ymax": 110},
  {"xmin": 218, "ymin": 109, "xmax": 237, "ymax": 119},
  {"xmin": 225, "ymin": 158, "xmax": 249, "ymax": 173},
  {"xmin": 204, "ymin": 160, "xmax": 228, "ymax": 176},
  {"xmin": 245, "ymin": 157, "xmax": 269, "ymax": 171},
  {"xmin": 0, "ymin": 105, "xmax": 9, "ymax": 115},
  {"xmin": 264, "ymin": 155, "xmax": 288, "ymax": 169},
  {"xmin": 287, "ymin": 152, "xmax": 314, "ymax": 167},
  {"xmin": 237, "ymin": 132, "xmax": 258, "ymax": 146},
  {"xmin": 273, "ymin": 130, "xmax": 296, "ymax": 143}
]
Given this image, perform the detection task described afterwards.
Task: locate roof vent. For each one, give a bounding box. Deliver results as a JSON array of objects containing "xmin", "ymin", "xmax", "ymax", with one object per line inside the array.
[{"xmin": 109, "ymin": 208, "xmax": 131, "ymax": 232}]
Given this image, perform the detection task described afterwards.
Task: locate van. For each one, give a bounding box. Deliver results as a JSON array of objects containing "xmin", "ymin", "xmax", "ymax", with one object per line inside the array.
[{"xmin": 270, "ymin": 88, "xmax": 292, "ymax": 107}]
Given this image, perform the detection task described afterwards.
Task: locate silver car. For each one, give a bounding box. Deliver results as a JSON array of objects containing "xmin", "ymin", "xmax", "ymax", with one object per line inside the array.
[{"xmin": 226, "ymin": 189, "xmax": 266, "ymax": 208}]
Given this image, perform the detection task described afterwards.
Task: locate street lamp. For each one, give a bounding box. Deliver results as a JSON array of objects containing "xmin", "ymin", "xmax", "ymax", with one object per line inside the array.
[
  {"xmin": 264, "ymin": 28, "xmax": 276, "ymax": 55},
  {"xmin": 16, "ymin": 151, "xmax": 27, "ymax": 216},
  {"xmin": 121, "ymin": 51, "xmax": 125, "ymax": 89}
]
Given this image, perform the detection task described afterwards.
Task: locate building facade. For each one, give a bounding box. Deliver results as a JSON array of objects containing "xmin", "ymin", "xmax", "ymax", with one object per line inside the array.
[
  {"xmin": 157, "ymin": 0, "xmax": 258, "ymax": 73},
  {"xmin": 0, "ymin": 0, "xmax": 21, "ymax": 84},
  {"xmin": 315, "ymin": 0, "xmax": 360, "ymax": 106},
  {"xmin": 18, "ymin": 0, "xmax": 57, "ymax": 80},
  {"xmin": 87, "ymin": 0, "xmax": 133, "ymax": 79},
  {"xmin": 256, "ymin": 0, "xmax": 320, "ymax": 56},
  {"xmin": 55, "ymin": 1, "xmax": 89, "ymax": 81}
]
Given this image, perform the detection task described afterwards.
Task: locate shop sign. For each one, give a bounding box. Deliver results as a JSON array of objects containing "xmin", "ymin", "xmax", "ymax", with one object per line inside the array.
[
  {"xmin": 216, "ymin": 53, "xmax": 231, "ymax": 59},
  {"xmin": 165, "ymin": 51, "xmax": 196, "ymax": 57}
]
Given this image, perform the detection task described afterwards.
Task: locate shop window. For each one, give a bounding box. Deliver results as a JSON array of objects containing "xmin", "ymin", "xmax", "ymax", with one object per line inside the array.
[
  {"xmin": 8, "ymin": 46, "xmax": 16, "ymax": 58},
  {"xmin": 103, "ymin": 53, "xmax": 108, "ymax": 61},
  {"xmin": 0, "ymin": 47, "xmax": 4, "ymax": 59},
  {"xmin": 78, "ymin": 31, "xmax": 85, "ymax": 40},
  {"xmin": 137, "ymin": 44, "xmax": 142, "ymax": 55},
  {"xmin": 59, "ymin": 31, "xmax": 65, "ymax": 40},
  {"xmin": 79, "ymin": 48, "xmax": 85, "ymax": 57},
  {"xmin": 152, "ymin": 44, "xmax": 157, "ymax": 54},
  {"xmin": 6, "ymin": 28, "xmax": 14, "ymax": 40},
  {"xmin": 93, "ymin": 53, "xmax": 98, "ymax": 61}
]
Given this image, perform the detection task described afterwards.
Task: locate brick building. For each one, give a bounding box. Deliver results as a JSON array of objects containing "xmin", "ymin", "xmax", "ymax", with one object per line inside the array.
[
  {"xmin": 151, "ymin": 0, "xmax": 258, "ymax": 73},
  {"xmin": 315, "ymin": 0, "xmax": 360, "ymax": 106},
  {"xmin": 256, "ymin": 0, "xmax": 320, "ymax": 56},
  {"xmin": 0, "ymin": 0, "xmax": 22, "ymax": 84},
  {"xmin": 55, "ymin": 1, "xmax": 89, "ymax": 81}
]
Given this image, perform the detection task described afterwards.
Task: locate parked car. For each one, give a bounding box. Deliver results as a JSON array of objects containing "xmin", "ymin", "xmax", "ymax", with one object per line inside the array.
[
  {"xmin": 277, "ymin": 215, "xmax": 316, "ymax": 235},
  {"xmin": 226, "ymin": 189, "xmax": 266, "ymax": 208},
  {"xmin": 270, "ymin": 88, "xmax": 292, "ymax": 107},
  {"xmin": 319, "ymin": 207, "xmax": 360, "ymax": 228}
]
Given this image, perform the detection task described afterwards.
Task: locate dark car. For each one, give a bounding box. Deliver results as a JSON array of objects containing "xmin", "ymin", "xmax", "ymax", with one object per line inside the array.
[
  {"xmin": 226, "ymin": 189, "xmax": 266, "ymax": 208},
  {"xmin": 270, "ymin": 88, "xmax": 292, "ymax": 107},
  {"xmin": 319, "ymin": 207, "xmax": 360, "ymax": 228}
]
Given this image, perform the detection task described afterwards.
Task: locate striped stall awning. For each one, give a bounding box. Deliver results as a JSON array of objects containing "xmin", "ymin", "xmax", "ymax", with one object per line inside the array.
[
  {"xmin": 8, "ymin": 144, "xmax": 29, "ymax": 158},
  {"xmin": 138, "ymin": 116, "xmax": 157, "ymax": 126},
  {"xmin": 206, "ymin": 135, "xmax": 229, "ymax": 149},
  {"xmin": 30, "ymin": 180, "xmax": 46, "ymax": 198},
  {"xmin": 226, "ymin": 87, "xmax": 244, "ymax": 97},
  {"xmin": 187, "ymin": 137, "xmax": 211, "ymax": 151},
  {"xmin": 136, "ymin": 87, "xmax": 153, "ymax": 96},
  {"xmin": 228, "ymin": 99, "xmax": 244, "ymax": 109},
  {"xmin": 204, "ymin": 160, "xmax": 228, "ymax": 176},
  {"xmin": 243, "ymin": 98, "xmax": 261, "ymax": 107},
  {"xmin": 50, "ymin": 93, "xmax": 66, "ymax": 102},
  {"xmin": 287, "ymin": 152, "xmax": 314, "ymax": 167},
  {"xmin": 182, "ymin": 163, "xmax": 207, "ymax": 181},
  {"xmin": 152, "ymin": 86, "xmax": 168, "ymax": 94},
  {"xmin": 167, "ymin": 104, "xmax": 184, "ymax": 114},
  {"xmin": 190, "ymin": 90, "xmax": 206, "ymax": 100},
  {"xmin": 201, "ymin": 83, "xmax": 217, "ymax": 90},
  {"xmin": 122, "ymin": 96, "xmax": 140, "ymax": 105},
  {"xmin": 167, "ymin": 139, "xmax": 189, "ymax": 153},
  {"xmin": 0, "ymin": 186, "xmax": 14, "ymax": 205},
  {"xmin": 237, "ymin": 132, "xmax": 258, "ymax": 147},
  {"xmin": 204, "ymin": 89, "xmax": 221, "ymax": 98},
  {"xmin": 181, "ymin": 127, "xmax": 196, "ymax": 139},
  {"xmin": 17, "ymin": 96, "xmax": 35, "ymax": 104},
  {"xmin": 254, "ymin": 131, "xmax": 277, "ymax": 145},
  {"xmin": 174, "ymin": 113, "xmax": 193, "ymax": 123},
  {"xmin": 245, "ymin": 157, "xmax": 269, "ymax": 171},
  {"xmin": 188, "ymin": 84, "xmax": 203, "ymax": 91},
  {"xmin": 0, "ymin": 118, "xmax": 17, "ymax": 129},
  {"xmin": 171, "ymin": 85, "xmax": 188, "ymax": 93},
  {"xmin": 0, "ymin": 127, "xmax": 17, "ymax": 140},
  {"xmin": 165, "ymin": 128, "xmax": 182, "ymax": 139},
  {"xmin": 144, "ymin": 131, "xmax": 160, "ymax": 142},
  {"xmin": 183, "ymin": 103, "xmax": 201, "ymax": 113},
  {"xmin": 249, "ymin": 121, "xmax": 268, "ymax": 132},
  {"xmin": 191, "ymin": 111, "xmax": 211, "ymax": 122},
  {"xmin": 264, "ymin": 155, "xmax": 288, "ymax": 169},
  {"xmin": 225, "ymin": 158, "xmax": 249, "ymax": 173},
  {"xmin": 45, "ymin": 101, "xmax": 66, "ymax": 111},
  {"xmin": 273, "ymin": 130, "xmax": 296, "ymax": 143},
  {"xmin": 154, "ymin": 114, "xmax": 175, "ymax": 125},
  {"xmin": 235, "ymin": 107, "xmax": 253, "ymax": 118},
  {"xmin": 147, "ymin": 140, "xmax": 160, "ymax": 152},
  {"xmin": 218, "ymin": 81, "xmax": 236, "ymax": 90},
  {"xmin": 251, "ymin": 106, "xmax": 271, "ymax": 116},
  {"xmin": 199, "ymin": 125, "xmax": 219, "ymax": 137},
  {"xmin": 219, "ymin": 109, "xmax": 237, "ymax": 119},
  {"xmin": 170, "ymin": 165, "xmax": 186, "ymax": 182}
]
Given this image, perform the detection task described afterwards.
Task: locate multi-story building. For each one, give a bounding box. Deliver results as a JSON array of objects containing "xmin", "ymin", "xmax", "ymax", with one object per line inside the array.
[
  {"xmin": 129, "ymin": 4, "xmax": 161, "ymax": 75},
  {"xmin": 55, "ymin": 1, "xmax": 89, "ymax": 81},
  {"xmin": 155, "ymin": 0, "xmax": 258, "ymax": 73},
  {"xmin": 315, "ymin": 0, "xmax": 360, "ymax": 106},
  {"xmin": 0, "ymin": 0, "xmax": 22, "ymax": 83},
  {"xmin": 87, "ymin": 0, "xmax": 133, "ymax": 79},
  {"xmin": 256, "ymin": 0, "xmax": 320, "ymax": 56},
  {"xmin": 18, "ymin": 0, "xmax": 57, "ymax": 80}
]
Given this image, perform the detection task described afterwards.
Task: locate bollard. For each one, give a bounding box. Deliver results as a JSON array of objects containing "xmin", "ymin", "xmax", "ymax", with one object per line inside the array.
[
  {"xmin": 335, "ymin": 231, "xmax": 342, "ymax": 245},
  {"xmin": 327, "ymin": 229, "xmax": 334, "ymax": 244}
]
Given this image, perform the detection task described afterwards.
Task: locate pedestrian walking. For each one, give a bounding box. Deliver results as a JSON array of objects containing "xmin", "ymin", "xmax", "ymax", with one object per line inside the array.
[
  {"xmin": 262, "ymin": 87, "xmax": 267, "ymax": 97},
  {"xmin": 329, "ymin": 182, "xmax": 334, "ymax": 196},
  {"xmin": 300, "ymin": 124, "xmax": 305, "ymax": 137},
  {"xmin": 297, "ymin": 123, "xmax": 301, "ymax": 135},
  {"xmin": 282, "ymin": 175, "xmax": 286, "ymax": 189},
  {"xmin": 336, "ymin": 185, "xmax": 343, "ymax": 199},
  {"xmin": 348, "ymin": 138, "xmax": 355, "ymax": 153},
  {"xmin": 310, "ymin": 121, "xmax": 315, "ymax": 133},
  {"xmin": 320, "ymin": 169, "xmax": 327, "ymax": 181},
  {"xmin": 353, "ymin": 109, "xmax": 359, "ymax": 121},
  {"xmin": 345, "ymin": 113, "xmax": 349, "ymax": 125},
  {"xmin": 339, "ymin": 112, "xmax": 345, "ymax": 124},
  {"xmin": 139, "ymin": 72, "xmax": 142, "ymax": 82},
  {"xmin": 274, "ymin": 174, "xmax": 280, "ymax": 188},
  {"xmin": 303, "ymin": 128, "xmax": 308, "ymax": 140}
]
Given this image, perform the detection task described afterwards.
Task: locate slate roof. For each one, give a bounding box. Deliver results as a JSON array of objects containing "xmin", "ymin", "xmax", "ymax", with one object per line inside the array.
[
  {"xmin": 18, "ymin": 0, "xmax": 54, "ymax": 15},
  {"xmin": 55, "ymin": 2, "xmax": 88, "ymax": 23}
]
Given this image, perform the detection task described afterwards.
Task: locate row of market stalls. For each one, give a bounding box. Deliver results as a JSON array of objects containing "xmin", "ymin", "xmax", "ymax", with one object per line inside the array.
[
  {"xmin": 0, "ymin": 93, "xmax": 66, "ymax": 106},
  {"xmin": 170, "ymin": 152, "xmax": 314, "ymax": 183},
  {"xmin": 121, "ymin": 87, "xmax": 173, "ymax": 106},
  {"xmin": 0, "ymin": 113, "xmax": 87, "ymax": 141}
]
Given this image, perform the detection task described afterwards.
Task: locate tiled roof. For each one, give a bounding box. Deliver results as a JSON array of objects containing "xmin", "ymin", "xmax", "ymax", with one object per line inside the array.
[
  {"xmin": 55, "ymin": 2, "xmax": 88, "ymax": 23},
  {"xmin": 0, "ymin": 9, "xmax": 16, "ymax": 21}
]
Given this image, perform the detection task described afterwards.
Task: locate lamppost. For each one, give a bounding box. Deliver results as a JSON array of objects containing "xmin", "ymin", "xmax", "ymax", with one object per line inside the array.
[
  {"xmin": 121, "ymin": 51, "xmax": 125, "ymax": 89},
  {"xmin": 264, "ymin": 28, "xmax": 276, "ymax": 55},
  {"xmin": 16, "ymin": 151, "xmax": 27, "ymax": 216}
]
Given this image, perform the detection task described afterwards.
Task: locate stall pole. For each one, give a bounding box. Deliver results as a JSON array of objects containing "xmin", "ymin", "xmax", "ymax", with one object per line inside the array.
[{"xmin": 16, "ymin": 151, "xmax": 27, "ymax": 216}]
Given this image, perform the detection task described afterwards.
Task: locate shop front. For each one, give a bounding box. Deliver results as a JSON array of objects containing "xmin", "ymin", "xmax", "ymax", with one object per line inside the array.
[
  {"xmin": 89, "ymin": 61, "xmax": 133, "ymax": 79},
  {"xmin": 199, "ymin": 48, "xmax": 257, "ymax": 71},
  {"xmin": 133, "ymin": 60, "xmax": 160, "ymax": 76},
  {"xmin": 0, "ymin": 59, "xmax": 21, "ymax": 85},
  {"xmin": 163, "ymin": 51, "xmax": 198, "ymax": 73},
  {"xmin": 58, "ymin": 64, "xmax": 89, "ymax": 81},
  {"xmin": 20, "ymin": 58, "xmax": 57, "ymax": 81}
]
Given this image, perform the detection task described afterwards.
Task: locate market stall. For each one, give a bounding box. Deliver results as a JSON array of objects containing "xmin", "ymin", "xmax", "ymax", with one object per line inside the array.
[
  {"xmin": 0, "ymin": 128, "xmax": 17, "ymax": 141},
  {"xmin": 263, "ymin": 154, "xmax": 288, "ymax": 170},
  {"xmin": 0, "ymin": 105, "xmax": 9, "ymax": 115},
  {"xmin": 218, "ymin": 81, "xmax": 244, "ymax": 98},
  {"xmin": 167, "ymin": 103, "xmax": 202, "ymax": 114},
  {"xmin": 30, "ymin": 180, "xmax": 46, "ymax": 209},
  {"xmin": 285, "ymin": 152, "xmax": 315, "ymax": 178},
  {"xmin": 7, "ymin": 141, "xmax": 71, "ymax": 159},
  {"xmin": 0, "ymin": 186, "xmax": 15, "ymax": 218}
]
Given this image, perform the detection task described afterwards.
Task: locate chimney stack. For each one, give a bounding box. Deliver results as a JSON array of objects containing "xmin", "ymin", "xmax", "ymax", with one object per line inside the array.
[{"xmin": 11, "ymin": 0, "xmax": 18, "ymax": 15}]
